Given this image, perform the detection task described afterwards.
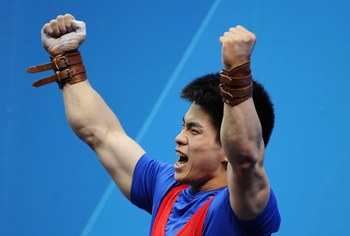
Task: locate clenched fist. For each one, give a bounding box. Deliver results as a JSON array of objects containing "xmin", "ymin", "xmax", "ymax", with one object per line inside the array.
[
  {"xmin": 41, "ymin": 14, "xmax": 86, "ymax": 56},
  {"xmin": 220, "ymin": 26, "xmax": 256, "ymax": 70}
]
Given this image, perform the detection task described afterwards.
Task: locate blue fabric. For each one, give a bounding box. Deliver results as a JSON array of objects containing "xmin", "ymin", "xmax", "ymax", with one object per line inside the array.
[{"xmin": 131, "ymin": 153, "xmax": 281, "ymax": 235}]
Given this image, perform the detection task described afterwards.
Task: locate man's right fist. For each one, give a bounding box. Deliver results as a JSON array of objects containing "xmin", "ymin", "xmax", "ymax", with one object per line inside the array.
[
  {"xmin": 41, "ymin": 14, "xmax": 86, "ymax": 56},
  {"xmin": 220, "ymin": 25, "xmax": 256, "ymax": 71}
]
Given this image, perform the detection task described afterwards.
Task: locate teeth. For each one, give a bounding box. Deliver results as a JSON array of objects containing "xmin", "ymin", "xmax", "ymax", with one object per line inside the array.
[
  {"xmin": 176, "ymin": 151, "xmax": 187, "ymax": 157},
  {"xmin": 176, "ymin": 151, "xmax": 188, "ymax": 166}
]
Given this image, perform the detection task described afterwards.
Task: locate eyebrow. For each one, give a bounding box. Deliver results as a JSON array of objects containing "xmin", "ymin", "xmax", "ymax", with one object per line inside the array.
[{"xmin": 183, "ymin": 116, "xmax": 203, "ymax": 129}]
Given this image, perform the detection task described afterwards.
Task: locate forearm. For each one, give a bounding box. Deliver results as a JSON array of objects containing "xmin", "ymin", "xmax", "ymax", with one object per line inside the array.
[
  {"xmin": 62, "ymin": 80, "xmax": 125, "ymax": 149},
  {"xmin": 222, "ymin": 99, "xmax": 270, "ymax": 220},
  {"xmin": 221, "ymin": 98, "xmax": 263, "ymax": 167}
]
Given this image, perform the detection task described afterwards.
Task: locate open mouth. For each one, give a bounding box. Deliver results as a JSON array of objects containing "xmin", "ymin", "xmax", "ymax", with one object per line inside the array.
[{"xmin": 176, "ymin": 151, "xmax": 189, "ymax": 165}]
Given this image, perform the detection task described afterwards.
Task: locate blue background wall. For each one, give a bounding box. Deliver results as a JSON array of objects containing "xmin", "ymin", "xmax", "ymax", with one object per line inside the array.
[{"xmin": 1, "ymin": 0, "xmax": 350, "ymax": 235}]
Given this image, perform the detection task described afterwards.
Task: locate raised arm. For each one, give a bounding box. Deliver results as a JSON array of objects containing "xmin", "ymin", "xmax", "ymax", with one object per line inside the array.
[
  {"xmin": 219, "ymin": 26, "xmax": 270, "ymax": 221},
  {"xmin": 41, "ymin": 14, "xmax": 145, "ymax": 200}
]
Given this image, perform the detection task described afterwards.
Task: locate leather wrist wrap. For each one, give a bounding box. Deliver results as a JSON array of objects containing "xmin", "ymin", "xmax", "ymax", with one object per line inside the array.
[
  {"xmin": 26, "ymin": 51, "xmax": 87, "ymax": 89},
  {"xmin": 219, "ymin": 59, "xmax": 253, "ymax": 106}
]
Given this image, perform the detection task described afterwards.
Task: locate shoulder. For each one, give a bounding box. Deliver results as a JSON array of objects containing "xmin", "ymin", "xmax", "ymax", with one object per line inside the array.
[
  {"xmin": 133, "ymin": 153, "xmax": 175, "ymax": 186},
  {"xmin": 204, "ymin": 187, "xmax": 246, "ymax": 234},
  {"xmin": 237, "ymin": 188, "xmax": 281, "ymax": 233},
  {"xmin": 131, "ymin": 153, "xmax": 177, "ymax": 213},
  {"xmin": 204, "ymin": 188, "xmax": 280, "ymax": 235}
]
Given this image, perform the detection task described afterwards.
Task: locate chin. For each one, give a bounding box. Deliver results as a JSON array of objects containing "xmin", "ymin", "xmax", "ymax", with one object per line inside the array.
[
  {"xmin": 174, "ymin": 173, "xmax": 181, "ymax": 182},
  {"xmin": 174, "ymin": 173, "xmax": 187, "ymax": 185}
]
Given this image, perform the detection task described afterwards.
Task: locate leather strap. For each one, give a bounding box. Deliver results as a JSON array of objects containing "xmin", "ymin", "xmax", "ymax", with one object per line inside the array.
[
  {"xmin": 26, "ymin": 51, "xmax": 83, "ymax": 73},
  {"xmin": 219, "ymin": 73, "xmax": 252, "ymax": 87},
  {"xmin": 219, "ymin": 59, "xmax": 253, "ymax": 106},
  {"xmin": 221, "ymin": 93, "xmax": 252, "ymax": 106},
  {"xmin": 32, "ymin": 64, "xmax": 86, "ymax": 87},
  {"xmin": 221, "ymin": 59, "xmax": 251, "ymax": 77},
  {"xmin": 219, "ymin": 82, "xmax": 253, "ymax": 99}
]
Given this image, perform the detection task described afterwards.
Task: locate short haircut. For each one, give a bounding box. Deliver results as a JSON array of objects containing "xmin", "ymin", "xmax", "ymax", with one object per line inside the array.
[{"xmin": 180, "ymin": 73, "xmax": 275, "ymax": 147}]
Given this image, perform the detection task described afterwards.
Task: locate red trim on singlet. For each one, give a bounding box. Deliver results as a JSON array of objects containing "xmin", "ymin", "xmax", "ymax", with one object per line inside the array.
[{"xmin": 151, "ymin": 185, "xmax": 214, "ymax": 236}]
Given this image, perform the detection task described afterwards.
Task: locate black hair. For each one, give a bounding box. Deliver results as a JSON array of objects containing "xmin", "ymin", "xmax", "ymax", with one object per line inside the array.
[{"xmin": 180, "ymin": 73, "xmax": 274, "ymax": 147}]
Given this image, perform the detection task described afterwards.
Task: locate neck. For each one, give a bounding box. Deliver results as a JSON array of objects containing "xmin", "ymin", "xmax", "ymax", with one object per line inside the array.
[{"xmin": 189, "ymin": 173, "xmax": 228, "ymax": 193}]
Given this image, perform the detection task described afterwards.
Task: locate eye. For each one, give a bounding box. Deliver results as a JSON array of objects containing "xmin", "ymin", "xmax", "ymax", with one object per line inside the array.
[{"xmin": 191, "ymin": 129, "xmax": 200, "ymax": 134}]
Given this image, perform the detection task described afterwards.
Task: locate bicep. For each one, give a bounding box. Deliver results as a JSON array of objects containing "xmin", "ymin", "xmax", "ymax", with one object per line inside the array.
[{"xmin": 93, "ymin": 131, "xmax": 145, "ymax": 200}]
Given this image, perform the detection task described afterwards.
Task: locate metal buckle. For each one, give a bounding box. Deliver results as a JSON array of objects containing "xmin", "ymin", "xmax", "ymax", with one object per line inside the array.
[
  {"xmin": 54, "ymin": 56, "xmax": 69, "ymax": 70},
  {"xmin": 56, "ymin": 69, "xmax": 72, "ymax": 82}
]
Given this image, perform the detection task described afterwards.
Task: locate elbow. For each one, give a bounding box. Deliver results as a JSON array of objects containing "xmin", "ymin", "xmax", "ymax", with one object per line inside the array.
[
  {"xmin": 71, "ymin": 124, "xmax": 107, "ymax": 150},
  {"xmin": 82, "ymin": 132, "xmax": 101, "ymax": 149},
  {"xmin": 231, "ymin": 148, "xmax": 259, "ymax": 170},
  {"xmin": 222, "ymin": 135, "xmax": 264, "ymax": 169}
]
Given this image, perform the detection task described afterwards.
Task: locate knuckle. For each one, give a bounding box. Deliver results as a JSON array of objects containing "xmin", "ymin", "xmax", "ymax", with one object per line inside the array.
[
  {"xmin": 57, "ymin": 15, "xmax": 64, "ymax": 20},
  {"xmin": 42, "ymin": 23, "xmax": 52, "ymax": 33},
  {"xmin": 43, "ymin": 23, "xmax": 50, "ymax": 29},
  {"xmin": 50, "ymin": 19, "xmax": 57, "ymax": 27},
  {"xmin": 64, "ymin": 13, "xmax": 73, "ymax": 19},
  {"xmin": 251, "ymin": 33, "xmax": 257, "ymax": 41},
  {"xmin": 234, "ymin": 34, "xmax": 243, "ymax": 42},
  {"xmin": 242, "ymin": 35, "xmax": 251, "ymax": 43}
]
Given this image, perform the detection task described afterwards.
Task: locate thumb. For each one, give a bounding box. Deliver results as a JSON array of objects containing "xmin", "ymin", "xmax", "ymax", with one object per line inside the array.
[{"xmin": 71, "ymin": 20, "xmax": 86, "ymax": 38}]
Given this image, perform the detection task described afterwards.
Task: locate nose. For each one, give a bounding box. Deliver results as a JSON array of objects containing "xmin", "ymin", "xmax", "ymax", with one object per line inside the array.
[{"xmin": 175, "ymin": 130, "xmax": 188, "ymax": 146}]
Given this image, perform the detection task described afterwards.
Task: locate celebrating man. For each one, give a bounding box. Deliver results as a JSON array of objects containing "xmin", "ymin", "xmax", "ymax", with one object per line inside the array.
[{"xmin": 27, "ymin": 14, "xmax": 280, "ymax": 235}]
